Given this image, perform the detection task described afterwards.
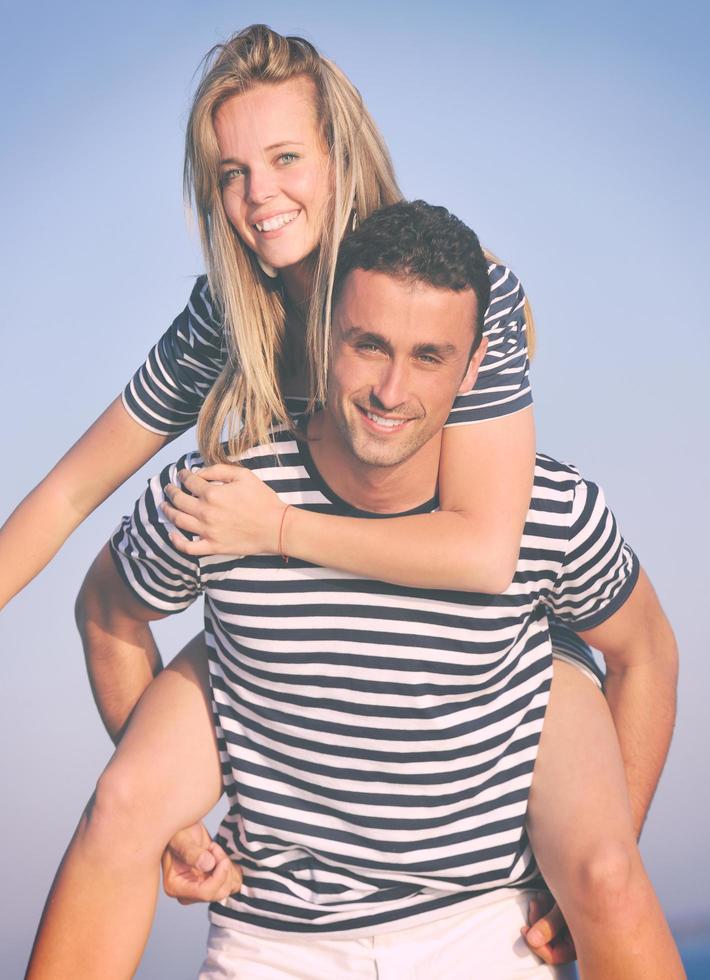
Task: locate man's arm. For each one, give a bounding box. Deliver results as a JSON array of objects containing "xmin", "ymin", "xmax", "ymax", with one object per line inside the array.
[
  {"xmin": 75, "ymin": 543, "xmax": 167, "ymax": 744},
  {"xmin": 577, "ymin": 567, "xmax": 678, "ymax": 838},
  {"xmin": 76, "ymin": 541, "xmax": 240, "ymax": 902}
]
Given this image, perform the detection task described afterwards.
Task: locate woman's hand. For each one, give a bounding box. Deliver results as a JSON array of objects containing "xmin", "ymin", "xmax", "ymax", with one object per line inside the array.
[{"xmin": 161, "ymin": 463, "xmax": 287, "ymax": 557}]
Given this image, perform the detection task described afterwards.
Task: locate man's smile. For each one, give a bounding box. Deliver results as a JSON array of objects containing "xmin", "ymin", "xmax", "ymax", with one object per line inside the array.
[{"xmin": 355, "ymin": 404, "xmax": 416, "ymax": 433}]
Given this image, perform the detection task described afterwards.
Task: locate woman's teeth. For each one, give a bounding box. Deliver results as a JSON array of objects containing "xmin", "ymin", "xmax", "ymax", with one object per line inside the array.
[{"xmin": 254, "ymin": 211, "xmax": 299, "ymax": 232}]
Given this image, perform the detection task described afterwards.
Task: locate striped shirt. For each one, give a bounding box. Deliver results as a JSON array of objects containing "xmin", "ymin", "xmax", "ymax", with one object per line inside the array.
[
  {"xmin": 111, "ymin": 427, "xmax": 636, "ymax": 937},
  {"xmin": 121, "ymin": 262, "xmax": 531, "ymax": 436}
]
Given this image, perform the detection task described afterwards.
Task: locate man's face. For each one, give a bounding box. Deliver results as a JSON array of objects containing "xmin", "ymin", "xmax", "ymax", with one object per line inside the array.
[{"xmin": 326, "ymin": 269, "xmax": 486, "ymax": 469}]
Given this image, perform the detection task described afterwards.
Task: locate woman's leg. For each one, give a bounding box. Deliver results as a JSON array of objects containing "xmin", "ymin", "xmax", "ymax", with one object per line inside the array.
[
  {"xmin": 26, "ymin": 635, "xmax": 225, "ymax": 980},
  {"xmin": 527, "ymin": 660, "xmax": 684, "ymax": 979}
]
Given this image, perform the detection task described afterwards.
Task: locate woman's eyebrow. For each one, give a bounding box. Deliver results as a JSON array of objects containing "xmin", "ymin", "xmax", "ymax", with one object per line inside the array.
[{"xmin": 264, "ymin": 140, "xmax": 306, "ymax": 151}]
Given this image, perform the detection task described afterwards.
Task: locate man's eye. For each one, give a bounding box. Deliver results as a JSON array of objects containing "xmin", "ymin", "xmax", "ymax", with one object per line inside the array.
[{"xmin": 417, "ymin": 354, "xmax": 439, "ymax": 364}]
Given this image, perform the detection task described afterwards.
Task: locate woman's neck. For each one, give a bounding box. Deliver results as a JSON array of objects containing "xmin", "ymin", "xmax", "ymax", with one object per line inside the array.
[
  {"xmin": 280, "ymin": 254, "xmax": 315, "ymax": 312},
  {"xmin": 280, "ymin": 255, "xmax": 316, "ymax": 397}
]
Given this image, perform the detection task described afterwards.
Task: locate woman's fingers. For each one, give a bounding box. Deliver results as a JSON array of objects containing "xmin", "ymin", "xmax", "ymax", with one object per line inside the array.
[
  {"xmin": 194, "ymin": 464, "xmax": 243, "ymax": 483},
  {"xmin": 164, "ymin": 482, "xmax": 202, "ymax": 516},
  {"xmin": 168, "ymin": 532, "xmax": 216, "ymax": 556},
  {"xmin": 161, "ymin": 500, "xmax": 202, "ymax": 533}
]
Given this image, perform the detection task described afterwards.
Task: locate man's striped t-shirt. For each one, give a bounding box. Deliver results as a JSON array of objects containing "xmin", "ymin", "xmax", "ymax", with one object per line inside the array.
[
  {"xmin": 121, "ymin": 262, "xmax": 531, "ymax": 436},
  {"xmin": 111, "ymin": 428, "xmax": 637, "ymax": 937}
]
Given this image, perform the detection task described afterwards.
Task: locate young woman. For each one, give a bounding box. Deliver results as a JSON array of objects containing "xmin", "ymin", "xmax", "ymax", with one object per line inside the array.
[{"xmin": 18, "ymin": 25, "xmax": 682, "ymax": 980}]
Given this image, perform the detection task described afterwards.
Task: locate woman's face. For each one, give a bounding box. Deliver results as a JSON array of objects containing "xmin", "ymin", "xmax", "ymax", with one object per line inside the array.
[{"xmin": 214, "ymin": 77, "xmax": 332, "ymax": 274}]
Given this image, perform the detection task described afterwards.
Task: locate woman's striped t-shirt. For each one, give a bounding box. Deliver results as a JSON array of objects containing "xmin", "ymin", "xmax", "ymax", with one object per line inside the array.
[
  {"xmin": 121, "ymin": 262, "xmax": 531, "ymax": 436},
  {"xmin": 111, "ymin": 429, "xmax": 636, "ymax": 937}
]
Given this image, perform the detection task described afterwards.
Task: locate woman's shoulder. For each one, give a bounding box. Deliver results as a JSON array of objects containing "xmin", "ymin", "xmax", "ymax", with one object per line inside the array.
[
  {"xmin": 184, "ymin": 274, "xmax": 223, "ymax": 334},
  {"xmin": 486, "ymin": 259, "xmax": 524, "ymax": 305}
]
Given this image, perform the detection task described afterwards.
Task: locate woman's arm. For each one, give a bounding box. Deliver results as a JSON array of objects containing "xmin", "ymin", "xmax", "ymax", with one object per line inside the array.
[
  {"xmin": 163, "ymin": 405, "xmax": 535, "ymax": 593},
  {"xmin": 286, "ymin": 406, "xmax": 534, "ymax": 591},
  {"xmin": 0, "ymin": 277, "xmax": 227, "ymax": 612},
  {"xmin": 0, "ymin": 397, "xmax": 168, "ymax": 609}
]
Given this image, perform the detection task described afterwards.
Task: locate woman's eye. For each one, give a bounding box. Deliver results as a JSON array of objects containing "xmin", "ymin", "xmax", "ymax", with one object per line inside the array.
[
  {"xmin": 278, "ymin": 152, "xmax": 299, "ymax": 165},
  {"xmin": 220, "ymin": 167, "xmax": 245, "ymax": 185}
]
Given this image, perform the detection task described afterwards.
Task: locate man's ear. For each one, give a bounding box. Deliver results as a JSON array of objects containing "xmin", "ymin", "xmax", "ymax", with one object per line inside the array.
[{"xmin": 458, "ymin": 336, "xmax": 488, "ymax": 394}]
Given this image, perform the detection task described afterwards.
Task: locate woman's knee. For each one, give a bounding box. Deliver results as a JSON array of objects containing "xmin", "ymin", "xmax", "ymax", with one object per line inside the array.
[
  {"xmin": 566, "ymin": 836, "xmax": 649, "ymax": 921},
  {"xmin": 83, "ymin": 760, "xmax": 169, "ymax": 860}
]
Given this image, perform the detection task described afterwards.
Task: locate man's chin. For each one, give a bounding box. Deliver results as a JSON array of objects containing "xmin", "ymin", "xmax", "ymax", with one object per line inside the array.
[{"xmin": 349, "ymin": 437, "xmax": 419, "ymax": 469}]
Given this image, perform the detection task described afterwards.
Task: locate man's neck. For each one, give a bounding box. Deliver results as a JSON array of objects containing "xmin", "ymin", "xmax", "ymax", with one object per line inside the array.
[{"xmin": 305, "ymin": 411, "xmax": 440, "ymax": 515}]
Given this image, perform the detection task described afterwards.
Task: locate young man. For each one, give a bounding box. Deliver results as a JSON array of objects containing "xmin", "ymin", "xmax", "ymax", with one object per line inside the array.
[{"xmin": 28, "ymin": 203, "xmax": 682, "ymax": 979}]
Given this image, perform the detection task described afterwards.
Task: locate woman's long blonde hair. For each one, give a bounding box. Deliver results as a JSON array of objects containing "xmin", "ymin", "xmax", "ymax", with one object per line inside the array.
[
  {"xmin": 185, "ymin": 24, "xmax": 401, "ymax": 462},
  {"xmin": 185, "ymin": 24, "xmax": 535, "ymax": 462}
]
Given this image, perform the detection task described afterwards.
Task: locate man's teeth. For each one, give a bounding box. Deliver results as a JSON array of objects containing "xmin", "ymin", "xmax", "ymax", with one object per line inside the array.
[
  {"xmin": 366, "ymin": 411, "xmax": 403, "ymax": 428},
  {"xmin": 254, "ymin": 211, "xmax": 299, "ymax": 232}
]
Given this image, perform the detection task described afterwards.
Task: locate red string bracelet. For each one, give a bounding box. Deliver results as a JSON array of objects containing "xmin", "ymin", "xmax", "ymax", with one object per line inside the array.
[{"xmin": 278, "ymin": 504, "xmax": 292, "ymax": 563}]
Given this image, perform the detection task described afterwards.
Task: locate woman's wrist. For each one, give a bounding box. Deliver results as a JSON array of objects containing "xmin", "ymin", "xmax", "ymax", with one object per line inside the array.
[{"xmin": 277, "ymin": 504, "xmax": 293, "ymax": 560}]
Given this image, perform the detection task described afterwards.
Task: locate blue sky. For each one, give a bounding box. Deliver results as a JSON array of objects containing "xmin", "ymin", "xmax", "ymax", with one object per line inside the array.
[{"xmin": 2, "ymin": 1, "xmax": 709, "ymax": 974}]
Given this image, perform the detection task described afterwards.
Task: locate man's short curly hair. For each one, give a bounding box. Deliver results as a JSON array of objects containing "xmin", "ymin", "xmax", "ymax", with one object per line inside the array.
[{"xmin": 333, "ymin": 200, "xmax": 490, "ymax": 350}]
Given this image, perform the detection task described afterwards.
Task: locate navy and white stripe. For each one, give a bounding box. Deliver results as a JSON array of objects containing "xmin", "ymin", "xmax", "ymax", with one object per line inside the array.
[
  {"xmin": 122, "ymin": 276, "xmax": 225, "ymax": 436},
  {"xmin": 446, "ymin": 263, "xmax": 531, "ymax": 425},
  {"xmin": 121, "ymin": 262, "xmax": 531, "ymax": 437},
  {"xmin": 111, "ymin": 434, "xmax": 635, "ymax": 938}
]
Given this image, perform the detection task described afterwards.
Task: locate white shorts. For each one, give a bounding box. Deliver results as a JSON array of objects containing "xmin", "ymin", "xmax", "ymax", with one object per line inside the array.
[{"xmin": 198, "ymin": 889, "xmax": 575, "ymax": 979}]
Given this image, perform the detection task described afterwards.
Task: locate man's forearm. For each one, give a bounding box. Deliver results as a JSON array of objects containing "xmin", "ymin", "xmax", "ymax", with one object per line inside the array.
[
  {"xmin": 604, "ymin": 653, "xmax": 677, "ymax": 839},
  {"xmin": 76, "ymin": 546, "xmax": 164, "ymax": 744},
  {"xmin": 580, "ymin": 568, "xmax": 679, "ymax": 839}
]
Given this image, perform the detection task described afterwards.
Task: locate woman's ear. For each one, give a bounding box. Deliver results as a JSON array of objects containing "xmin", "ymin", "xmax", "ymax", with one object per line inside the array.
[{"xmin": 458, "ymin": 336, "xmax": 488, "ymax": 394}]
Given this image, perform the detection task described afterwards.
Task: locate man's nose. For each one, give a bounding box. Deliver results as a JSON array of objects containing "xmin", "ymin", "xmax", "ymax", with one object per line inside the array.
[{"xmin": 371, "ymin": 362, "xmax": 408, "ymax": 411}]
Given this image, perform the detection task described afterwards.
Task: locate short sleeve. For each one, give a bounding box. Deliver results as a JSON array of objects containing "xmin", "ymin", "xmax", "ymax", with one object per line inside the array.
[
  {"xmin": 110, "ymin": 454, "xmax": 203, "ymax": 613},
  {"xmin": 122, "ymin": 277, "xmax": 227, "ymax": 437},
  {"xmin": 546, "ymin": 477, "xmax": 639, "ymax": 630},
  {"xmin": 445, "ymin": 262, "xmax": 532, "ymax": 426}
]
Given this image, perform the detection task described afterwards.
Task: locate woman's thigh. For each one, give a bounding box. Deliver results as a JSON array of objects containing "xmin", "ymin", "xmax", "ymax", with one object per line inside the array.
[
  {"xmin": 526, "ymin": 660, "xmax": 636, "ymax": 889},
  {"xmin": 100, "ymin": 632, "xmax": 223, "ymax": 841}
]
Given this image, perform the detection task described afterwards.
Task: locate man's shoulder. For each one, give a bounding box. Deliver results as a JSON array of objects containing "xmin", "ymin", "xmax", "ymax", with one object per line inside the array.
[
  {"xmin": 529, "ymin": 453, "xmax": 587, "ymax": 525},
  {"xmin": 533, "ymin": 452, "xmax": 583, "ymax": 489}
]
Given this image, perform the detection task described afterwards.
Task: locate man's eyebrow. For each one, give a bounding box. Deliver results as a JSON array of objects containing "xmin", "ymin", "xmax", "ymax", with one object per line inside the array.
[
  {"xmin": 341, "ymin": 326, "xmax": 391, "ymax": 348},
  {"xmin": 412, "ymin": 342, "xmax": 459, "ymax": 358}
]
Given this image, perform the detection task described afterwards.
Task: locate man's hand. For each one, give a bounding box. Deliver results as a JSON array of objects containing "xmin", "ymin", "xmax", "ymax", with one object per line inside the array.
[
  {"xmin": 522, "ymin": 892, "xmax": 577, "ymax": 966},
  {"xmin": 162, "ymin": 822, "xmax": 242, "ymax": 906}
]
